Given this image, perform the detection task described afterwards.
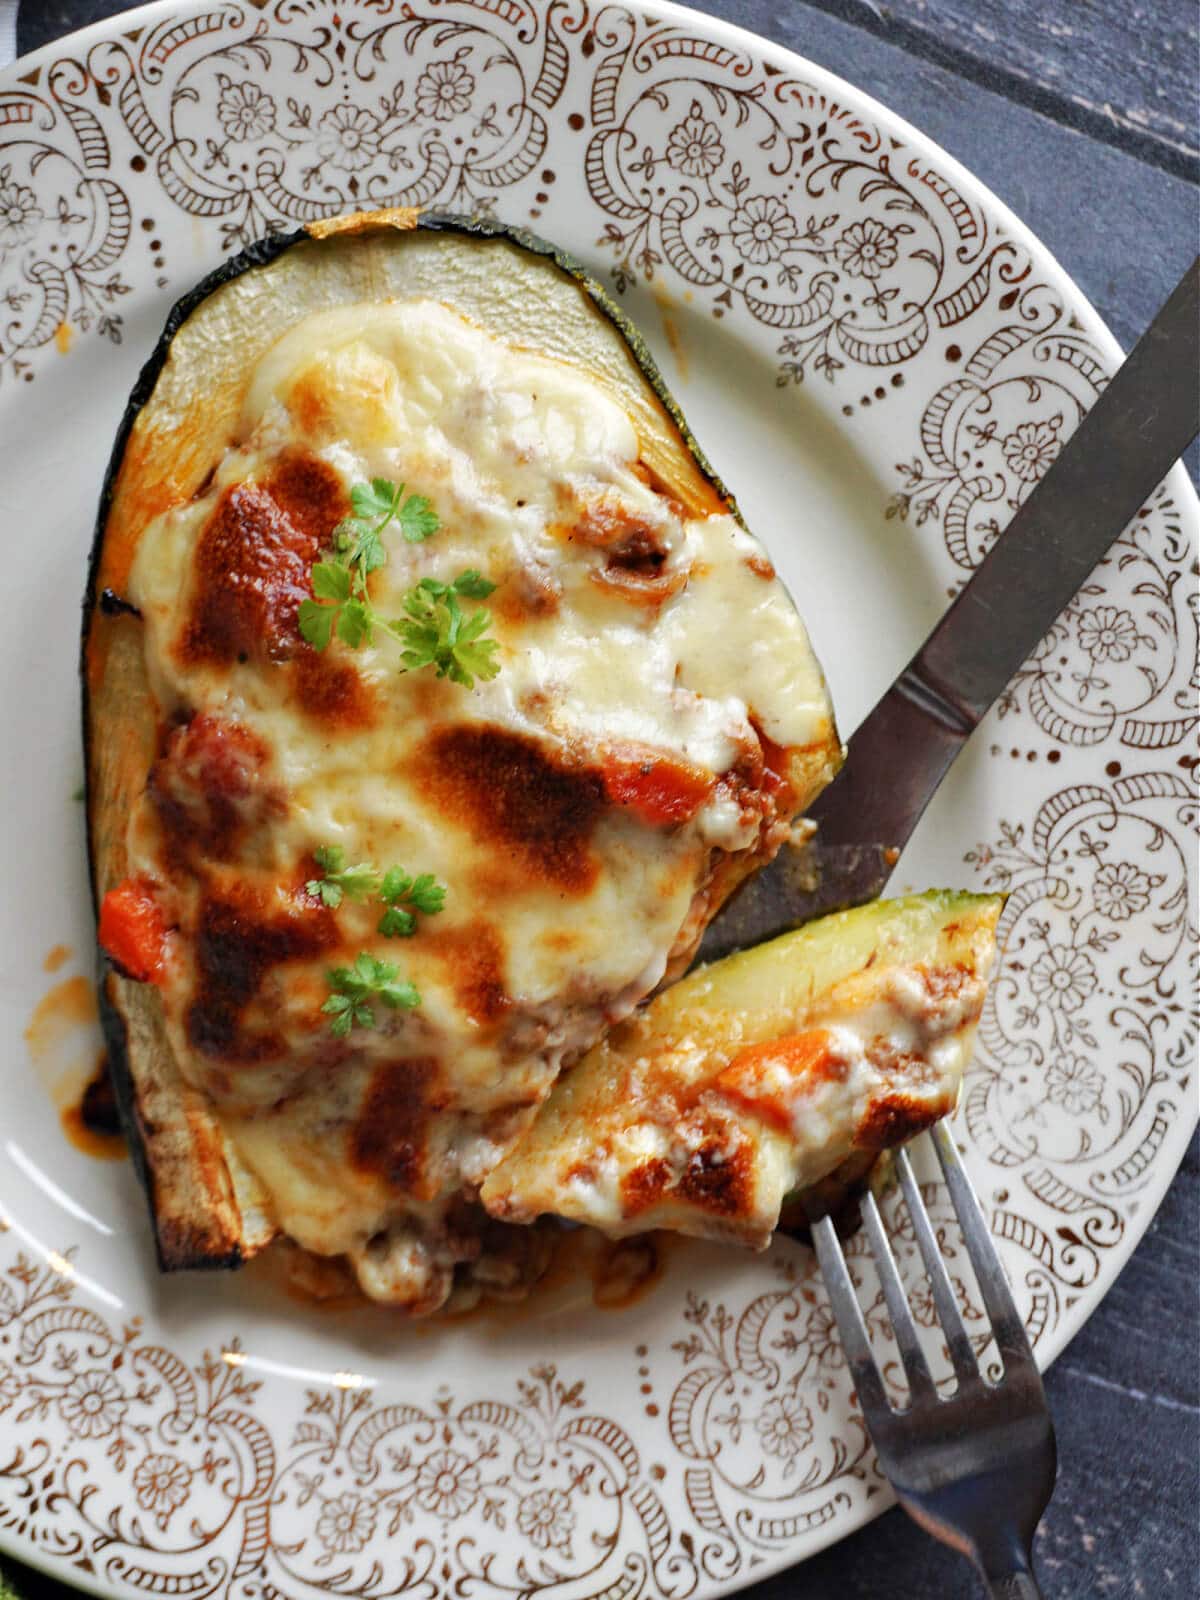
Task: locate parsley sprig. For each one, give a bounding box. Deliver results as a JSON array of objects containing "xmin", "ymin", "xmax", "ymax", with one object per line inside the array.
[
  {"xmin": 307, "ymin": 846, "xmax": 446, "ymax": 942},
  {"xmin": 298, "ymin": 476, "xmax": 438, "ymax": 652},
  {"xmin": 394, "ymin": 572, "xmax": 501, "ymax": 689},
  {"xmin": 378, "ymin": 867, "xmax": 447, "ymax": 938},
  {"xmin": 305, "ymin": 845, "xmax": 379, "ymax": 909},
  {"xmin": 341, "ymin": 478, "xmax": 439, "ymax": 565},
  {"xmin": 322, "ymin": 953, "xmax": 421, "ymax": 1036},
  {"xmin": 297, "ymin": 477, "xmax": 500, "ymax": 687}
]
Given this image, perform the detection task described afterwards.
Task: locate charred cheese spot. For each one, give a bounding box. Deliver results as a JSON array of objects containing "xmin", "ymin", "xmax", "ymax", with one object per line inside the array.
[
  {"xmin": 423, "ymin": 922, "xmax": 511, "ymax": 1025},
  {"xmin": 855, "ymin": 1090, "xmax": 951, "ymax": 1151},
  {"xmin": 350, "ymin": 1058, "xmax": 442, "ymax": 1199},
  {"xmin": 620, "ymin": 1140, "xmax": 752, "ymax": 1220},
  {"xmin": 744, "ymin": 553, "xmax": 776, "ymax": 581},
  {"xmin": 414, "ymin": 725, "xmax": 606, "ymax": 893},
  {"xmin": 620, "ymin": 1158, "xmax": 672, "ymax": 1217},
  {"xmin": 265, "ymin": 450, "xmax": 348, "ymax": 543},
  {"xmin": 181, "ymin": 485, "xmax": 319, "ymax": 666},
  {"xmin": 292, "ymin": 648, "xmax": 375, "ymax": 728},
  {"xmin": 677, "ymin": 1140, "xmax": 753, "ymax": 1216},
  {"xmin": 179, "ymin": 452, "xmax": 345, "ymax": 668},
  {"xmin": 188, "ymin": 890, "xmax": 337, "ymax": 1062}
]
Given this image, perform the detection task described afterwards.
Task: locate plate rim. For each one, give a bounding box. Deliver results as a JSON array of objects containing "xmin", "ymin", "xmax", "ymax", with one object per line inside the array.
[{"xmin": 0, "ymin": 1, "xmax": 1196, "ymax": 1595}]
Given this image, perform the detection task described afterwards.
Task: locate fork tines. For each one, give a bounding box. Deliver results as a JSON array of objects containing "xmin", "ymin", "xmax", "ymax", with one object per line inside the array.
[
  {"xmin": 811, "ymin": 1123, "xmax": 1057, "ymax": 1596},
  {"xmin": 813, "ymin": 1122, "xmax": 1034, "ymax": 1415}
]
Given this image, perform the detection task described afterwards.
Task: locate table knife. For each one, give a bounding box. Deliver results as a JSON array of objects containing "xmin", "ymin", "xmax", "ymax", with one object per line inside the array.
[{"xmin": 699, "ymin": 256, "xmax": 1199, "ymax": 966}]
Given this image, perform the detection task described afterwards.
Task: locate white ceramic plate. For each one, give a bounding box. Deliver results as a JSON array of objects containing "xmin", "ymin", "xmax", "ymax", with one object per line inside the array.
[{"xmin": 1, "ymin": 4, "xmax": 1196, "ymax": 1596}]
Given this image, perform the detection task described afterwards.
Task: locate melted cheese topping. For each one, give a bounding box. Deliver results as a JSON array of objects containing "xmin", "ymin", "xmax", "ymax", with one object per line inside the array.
[{"xmin": 121, "ymin": 299, "xmax": 835, "ymax": 1310}]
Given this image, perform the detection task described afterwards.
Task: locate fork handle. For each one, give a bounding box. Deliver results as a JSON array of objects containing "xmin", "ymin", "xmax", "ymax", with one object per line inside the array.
[{"xmin": 985, "ymin": 1573, "xmax": 1043, "ymax": 1599}]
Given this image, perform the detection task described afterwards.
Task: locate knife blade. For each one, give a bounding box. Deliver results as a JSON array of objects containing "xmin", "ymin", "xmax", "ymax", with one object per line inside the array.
[
  {"xmin": 695, "ymin": 838, "xmax": 899, "ymax": 967},
  {"xmin": 697, "ymin": 256, "xmax": 1199, "ymax": 966}
]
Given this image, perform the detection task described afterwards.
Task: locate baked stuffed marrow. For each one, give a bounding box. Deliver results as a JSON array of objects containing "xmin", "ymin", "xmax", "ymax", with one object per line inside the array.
[{"xmin": 84, "ymin": 209, "xmax": 843, "ymax": 1313}]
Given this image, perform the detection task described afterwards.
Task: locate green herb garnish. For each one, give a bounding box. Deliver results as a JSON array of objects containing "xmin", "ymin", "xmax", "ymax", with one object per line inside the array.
[
  {"xmin": 306, "ymin": 846, "xmax": 447, "ymax": 937},
  {"xmin": 298, "ymin": 560, "xmax": 364, "ymax": 652},
  {"xmin": 341, "ymin": 478, "xmax": 438, "ymax": 561},
  {"xmin": 305, "ymin": 845, "xmax": 380, "ymax": 909},
  {"xmin": 377, "ymin": 868, "xmax": 447, "ymax": 938},
  {"xmin": 393, "ymin": 573, "xmax": 501, "ymax": 689},
  {"xmin": 322, "ymin": 953, "xmax": 421, "ymax": 1036},
  {"xmin": 299, "ymin": 475, "xmax": 439, "ymax": 652},
  {"xmin": 297, "ymin": 479, "xmax": 500, "ymax": 688}
]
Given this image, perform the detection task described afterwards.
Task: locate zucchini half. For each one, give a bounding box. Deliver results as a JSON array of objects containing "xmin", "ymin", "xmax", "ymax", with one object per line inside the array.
[{"xmin": 83, "ymin": 208, "xmax": 842, "ymax": 1275}]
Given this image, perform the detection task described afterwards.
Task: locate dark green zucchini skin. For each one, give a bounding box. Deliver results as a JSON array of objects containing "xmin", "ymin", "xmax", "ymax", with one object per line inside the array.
[{"xmin": 80, "ymin": 209, "xmax": 752, "ymax": 1273}]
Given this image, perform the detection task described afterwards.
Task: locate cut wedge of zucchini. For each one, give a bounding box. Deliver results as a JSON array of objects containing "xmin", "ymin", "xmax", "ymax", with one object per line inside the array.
[{"xmin": 482, "ymin": 891, "xmax": 1002, "ymax": 1247}]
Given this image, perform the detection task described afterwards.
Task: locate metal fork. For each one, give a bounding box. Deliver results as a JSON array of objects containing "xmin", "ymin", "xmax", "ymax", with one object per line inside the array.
[{"xmin": 813, "ymin": 1123, "xmax": 1057, "ymax": 1597}]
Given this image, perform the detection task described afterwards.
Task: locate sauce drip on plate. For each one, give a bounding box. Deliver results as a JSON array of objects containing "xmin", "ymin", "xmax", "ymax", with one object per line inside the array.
[
  {"xmin": 60, "ymin": 1053, "xmax": 126, "ymax": 1162},
  {"xmin": 26, "ymin": 969, "xmax": 127, "ymax": 1161}
]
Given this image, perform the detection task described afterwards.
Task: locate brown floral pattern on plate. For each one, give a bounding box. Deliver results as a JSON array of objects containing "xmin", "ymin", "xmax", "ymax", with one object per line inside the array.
[{"xmin": 0, "ymin": 2, "xmax": 1195, "ymax": 1595}]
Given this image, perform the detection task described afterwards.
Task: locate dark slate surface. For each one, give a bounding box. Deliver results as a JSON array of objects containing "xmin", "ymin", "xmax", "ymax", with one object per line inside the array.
[
  {"xmin": 6, "ymin": 3, "xmax": 1199, "ymax": 1598},
  {"xmin": 761, "ymin": 0, "xmax": 1199, "ymax": 181}
]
